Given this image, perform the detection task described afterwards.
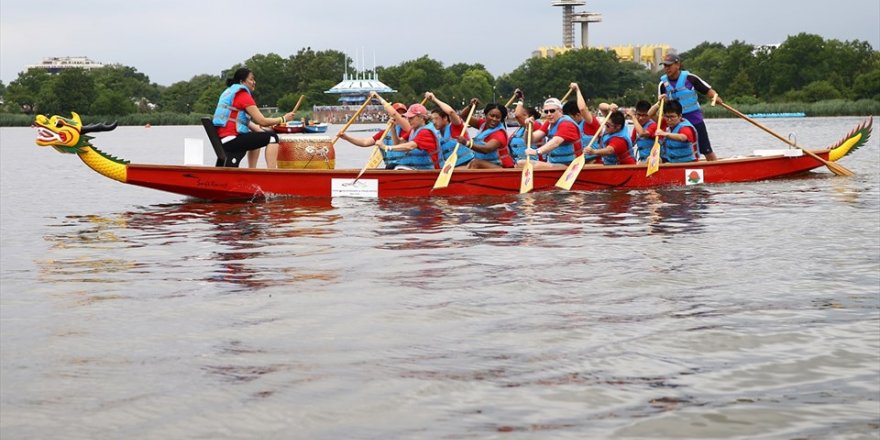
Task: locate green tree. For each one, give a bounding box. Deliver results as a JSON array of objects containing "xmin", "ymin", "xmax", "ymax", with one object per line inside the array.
[
  {"xmin": 91, "ymin": 65, "xmax": 160, "ymax": 104},
  {"xmin": 241, "ymin": 53, "xmax": 287, "ymax": 107},
  {"xmin": 767, "ymin": 33, "xmax": 826, "ymax": 96},
  {"xmin": 161, "ymin": 74, "xmax": 222, "ymax": 113},
  {"xmin": 5, "ymin": 69, "xmax": 51, "ymax": 113},
  {"xmin": 799, "ymin": 80, "xmax": 843, "ymax": 102},
  {"xmin": 852, "ymin": 68, "xmax": 880, "ymax": 100},
  {"xmin": 90, "ymin": 89, "xmax": 137, "ymax": 115},
  {"xmin": 40, "ymin": 68, "xmax": 96, "ymax": 115}
]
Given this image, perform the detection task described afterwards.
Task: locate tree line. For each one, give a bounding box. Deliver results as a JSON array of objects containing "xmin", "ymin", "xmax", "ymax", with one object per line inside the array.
[{"xmin": 1, "ymin": 33, "xmax": 877, "ymax": 123}]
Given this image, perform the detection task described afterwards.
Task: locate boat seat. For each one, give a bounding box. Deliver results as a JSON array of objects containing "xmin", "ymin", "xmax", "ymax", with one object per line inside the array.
[{"xmin": 201, "ymin": 117, "xmax": 227, "ymax": 167}]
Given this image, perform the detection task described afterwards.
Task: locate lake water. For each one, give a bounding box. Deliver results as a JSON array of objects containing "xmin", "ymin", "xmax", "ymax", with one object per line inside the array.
[{"xmin": 1, "ymin": 117, "xmax": 878, "ymax": 439}]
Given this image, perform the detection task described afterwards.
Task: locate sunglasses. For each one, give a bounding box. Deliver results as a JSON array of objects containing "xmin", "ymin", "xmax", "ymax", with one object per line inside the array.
[{"xmin": 542, "ymin": 109, "xmax": 557, "ymax": 114}]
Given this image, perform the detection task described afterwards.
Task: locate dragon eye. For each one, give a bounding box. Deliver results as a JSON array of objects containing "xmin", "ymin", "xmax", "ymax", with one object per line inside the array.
[{"xmin": 55, "ymin": 119, "xmax": 65, "ymax": 128}]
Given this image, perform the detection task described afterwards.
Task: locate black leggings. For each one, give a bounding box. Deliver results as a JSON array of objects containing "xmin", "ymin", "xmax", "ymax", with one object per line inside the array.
[{"xmin": 221, "ymin": 132, "xmax": 279, "ymax": 167}]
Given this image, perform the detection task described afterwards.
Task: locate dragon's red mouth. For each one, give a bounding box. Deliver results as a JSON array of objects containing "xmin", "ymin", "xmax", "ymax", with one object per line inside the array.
[{"xmin": 36, "ymin": 127, "xmax": 64, "ymax": 144}]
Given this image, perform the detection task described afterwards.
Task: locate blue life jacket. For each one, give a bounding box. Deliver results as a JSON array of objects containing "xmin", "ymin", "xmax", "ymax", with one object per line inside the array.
[
  {"xmin": 508, "ymin": 124, "xmax": 543, "ymax": 162},
  {"xmin": 600, "ymin": 127, "xmax": 634, "ymax": 165},
  {"xmin": 381, "ymin": 125, "xmax": 408, "ymax": 168},
  {"xmin": 577, "ymin": 119, "xmax": 600, "ymax": 163},
  {"xmin": 661, "ymin": 70, "xmax": 700, "ymax": 115},
  {"xmin": 546, "ymin": 115, "xmax": 581, "ymax": 164},
  {"xmin": 397, "ymin": 124, "xmax": 440, "ymax": 169},
  {"xmin": 436, "ymin": 123, "xmax": 474, "ymax": 167},
  {"xmin": 212, "ymin": 84, "xmax": 252, "ymax": 134},
  {"xmin": 471, "ymin": 123, "xmax": 510, "ymax": 166},
  {"xmin": 662, "ymin": 119, "xmax": 698, "ymax": 163},
  {"xmin": 634, "ymin": 119, "xmax": 657, "ymax": 162}
]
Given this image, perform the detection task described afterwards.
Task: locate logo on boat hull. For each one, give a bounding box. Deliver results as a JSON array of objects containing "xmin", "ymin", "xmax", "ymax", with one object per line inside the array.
[{"xmin": 685, "ymin": 169, "xmax": 704, "ymax": 185}]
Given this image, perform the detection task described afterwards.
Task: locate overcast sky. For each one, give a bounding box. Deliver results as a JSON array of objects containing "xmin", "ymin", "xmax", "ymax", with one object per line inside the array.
[{"xmin": 2, "ymin": 0, "xmax": 878, "ymax": 86}]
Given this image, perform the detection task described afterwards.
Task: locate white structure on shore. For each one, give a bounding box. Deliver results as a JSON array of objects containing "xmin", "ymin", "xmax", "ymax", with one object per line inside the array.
[{"xmin": 26, "ymin": 56, "xmax": 105, "ymax": 74}]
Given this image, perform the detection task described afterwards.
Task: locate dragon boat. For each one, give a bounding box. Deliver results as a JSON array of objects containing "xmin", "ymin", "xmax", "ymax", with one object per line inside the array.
[{"xmin": 34, "ymin": 112, "xmax": 871, "ymax": 202}]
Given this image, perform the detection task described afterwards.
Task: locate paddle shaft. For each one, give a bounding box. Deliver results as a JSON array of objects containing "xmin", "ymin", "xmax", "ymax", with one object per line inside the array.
[
  {"xmin": 560, "ymin": 88, "xmax": 574, "ymax": 102},
  {"xmin": 719, "ymin": 102, "xmax": 854, "ymax": 176},
  {"xmin": 291, "ymin": 95, "xmax": 305, "ymax": 115},
  {"xmin": 520, "ymin": 122, "xmax": 534, "ymax": 194},
  {"xmin": 332, "ymin": 98, "xmax": 373, "ymax": 145},
  {"xmin": 447, "ymin": 103, "xmax": 478, "ymax": 161},
  {"xmin": 504, "ymin": 92, "xmax": 518, "ymax": 108}
]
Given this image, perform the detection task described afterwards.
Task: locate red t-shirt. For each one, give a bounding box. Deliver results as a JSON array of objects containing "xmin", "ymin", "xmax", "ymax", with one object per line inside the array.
[
  {"xmin": 606, "ymin": 136, "xmax": 636, "ymax": 165},
  {"xmin": 217, "ymin": 89, "xmax": 256, "ymax": 138},
  {"xmin": 449, "ymin": 121, "xmax": 468, "ymax": 139},
  {"xmin": 674, "ymin": 125, "xmax": 697, "ymax": 143},
  {"xmin": 631, "ymin": 120, "xmax": 658, "ymax": 143},
  {"xmin": 582, "ymin": 117, "xmax": 601, "ymax": 136},
  {"xmin": 540, "ymin": 119, "xmax": 582, "ymax": 155}
]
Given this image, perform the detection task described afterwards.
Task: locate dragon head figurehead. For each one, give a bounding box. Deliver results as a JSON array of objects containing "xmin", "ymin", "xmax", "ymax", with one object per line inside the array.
[{"xmin": 35, "ymin": 112, "xmax": 117, "ymax": 154}]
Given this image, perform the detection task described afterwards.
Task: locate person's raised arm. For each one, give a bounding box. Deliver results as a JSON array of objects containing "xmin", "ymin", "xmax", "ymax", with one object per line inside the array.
[
  {"xmin": 372, "ymin": 92, "xmax": 411, "ymax": 132},
  {"xmin": 571, "ymin": 82, "xmax": 594, "ymax": 124},
  {"xmin": 462, "ymin": 98, "xmax": 481, "ymax": 127},
  {"xmin": 425, "ymin": 92, "xmax": 462, "ymax": 126}
]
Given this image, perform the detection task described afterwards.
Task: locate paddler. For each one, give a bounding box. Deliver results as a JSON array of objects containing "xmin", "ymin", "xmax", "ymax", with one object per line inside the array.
[
  {"xmin": 337, "ymin": 99, "xmax": 411, "ymax": 169},
  {"xmin": 461, "ymin": 99, "xmax": 514, "ymax": 169},
  {"xmin": 519, "ymin": 97, "xmax": 583, "ymax": 169},
  {"xmin": 425, "ymin": 92, "xmax": 475, "ymax": 168}
]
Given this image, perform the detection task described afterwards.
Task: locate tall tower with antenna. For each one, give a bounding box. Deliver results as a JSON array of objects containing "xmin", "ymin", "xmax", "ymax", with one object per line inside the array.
[{"xmin": 551, "ymin": 0, "xmax": 585, "ymax": 48}]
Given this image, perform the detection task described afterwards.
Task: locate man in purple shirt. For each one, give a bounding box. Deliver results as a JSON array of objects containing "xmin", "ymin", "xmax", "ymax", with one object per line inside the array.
[{"xmin": 658, "ymin": 53, "xmax": 722, "ymax": 161}]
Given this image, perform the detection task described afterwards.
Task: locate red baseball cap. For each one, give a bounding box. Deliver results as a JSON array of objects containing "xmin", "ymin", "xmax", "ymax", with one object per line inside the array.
[
  {"xmin": 392, "ymin": 102, "xmax": 407, "ymax": 113},
  {"xmin": 403, "ymin": 103, "xmax": 428, "ymax": 118}
]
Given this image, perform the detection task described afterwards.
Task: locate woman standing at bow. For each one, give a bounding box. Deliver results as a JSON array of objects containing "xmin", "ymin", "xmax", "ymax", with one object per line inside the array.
[{"xmin": 212, "ymin": 67, "xmax": 296, "ymax": 168}]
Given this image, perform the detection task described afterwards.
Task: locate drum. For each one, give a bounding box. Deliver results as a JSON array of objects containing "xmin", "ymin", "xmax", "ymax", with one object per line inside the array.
[{"xmin": 276, "ymin": 134, "xmax": 335, "ymax": 169}]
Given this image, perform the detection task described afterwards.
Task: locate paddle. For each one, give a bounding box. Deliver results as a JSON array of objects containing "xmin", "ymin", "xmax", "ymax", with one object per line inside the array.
[
  {"xmin": 645, "ymin": 97, "xmax": 665, "ymax": 177},
  {"xmin": 519, "ymin": 123, "xmax": 534, "ymax": 194},
  {"xmin": 332, "ymin": 96, "xmax": 372, "ymax": 146},
  {"xmin": 504, "ymin": 91, "xmax": 520, "ymax": 108},
  {"xmin": 555, "ymin": 113, "xmax": 610, "ymax": 190},
  {"xmin": 718, "ymin": 102, "xmax": 855, "ymax": 176},
  {"xmin": 291, "ymin": 94, "xmax": 305, "ymax": 117},
  {"xmin": 560, "ymin": 87, "xmax": 574, "ymax": 103},
  {"xmin": 432, "ymin": 102, "xmax": 478, "ymax": 190},
  {"xmin": 353, "ymin": 122, "xmax": 395, "ymax": 183}
]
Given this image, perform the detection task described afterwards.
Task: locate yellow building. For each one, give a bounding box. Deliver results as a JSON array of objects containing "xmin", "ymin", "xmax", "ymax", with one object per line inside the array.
[{"xmin": 532, "ymin": 45, "xmax": 673, "ymax": 71}]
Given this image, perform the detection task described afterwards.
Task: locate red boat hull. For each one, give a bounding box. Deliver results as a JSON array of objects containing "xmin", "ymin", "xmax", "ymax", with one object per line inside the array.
[{"xmin": 124, "ymin": 150, "xmax": 837, "ymax": 201}]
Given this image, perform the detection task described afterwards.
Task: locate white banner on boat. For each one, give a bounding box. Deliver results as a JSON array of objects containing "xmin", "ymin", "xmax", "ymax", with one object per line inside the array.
[
  {"xmin": 685, "ymin": 169, "xmax": 704, "ymax": 185},
  {"xmin": 184, "ymin": 138, "xmax": 204, "ymax": 165},
  {"xmin": 331, "ymin": 178, "xmax": 379, "ymax": 198}
]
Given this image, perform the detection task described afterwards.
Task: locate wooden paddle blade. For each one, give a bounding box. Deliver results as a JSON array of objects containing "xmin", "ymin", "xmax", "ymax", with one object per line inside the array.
[
  {"xmin": 433, "ymin": 150, "xmax": 459, "ymax": 189},
  {"xmin": 826, "ymin": 161, "xmax": 855, "ymax": 176},
  {"xmin": 803, "ymin": 149, "xmax": 855, "ymax": 176},
  {"xmin": 366, "ymin": 147, "xmax": 383, "ymax": 169},
  {"xmin": 646, "ymin": 140, "xmax": 661, "ymax": 177},
  {"xmin": 520, "ymin": 160, "xmax": 534, "ymax": 194},
  {"xmin": 354, "ymin": 146, "xmax": 382, "ymax": 181},
  {"xmin": 555, "ymin": 154, "xmax": 586, "ymax": 190}
]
